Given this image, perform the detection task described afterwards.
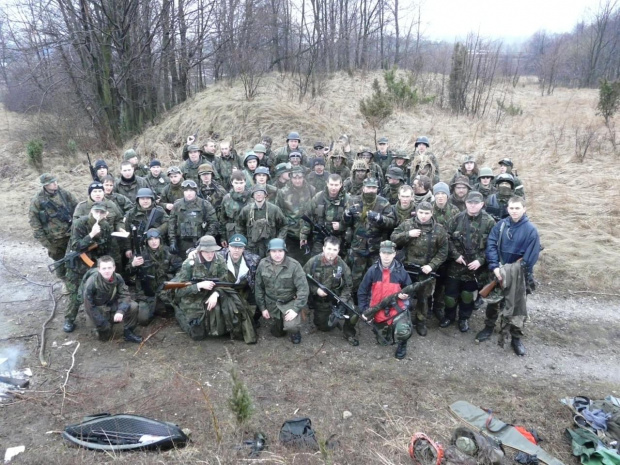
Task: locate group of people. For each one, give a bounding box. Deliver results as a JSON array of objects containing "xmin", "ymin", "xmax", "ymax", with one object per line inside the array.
[{"xmin": 28, "ymin": 131, "xmax": 540, "ymax": 359}]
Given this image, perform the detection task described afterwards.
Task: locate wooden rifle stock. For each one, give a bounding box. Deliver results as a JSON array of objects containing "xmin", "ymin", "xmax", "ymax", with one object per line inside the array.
[
  {"xmin": 161, "ymin": 280, "xmax": 240, "ymax": 291},
  {"xmin": 479, "ymin": 279, "xmax": 501, "ymax": 298}
]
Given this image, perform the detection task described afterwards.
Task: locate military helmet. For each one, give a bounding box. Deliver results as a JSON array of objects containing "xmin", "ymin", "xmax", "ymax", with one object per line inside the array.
[
  {"xmin": 274, "ymin": 162, "xmax": 292, "ymax": 177},
  {"xmin": 495, "ymin": 173, "xmax": 515, "ymax": 187},
  {"xmin": 363, "ymin": 177, "xmax": 379, "ymax": 187},
  {"xmin": 243, "ymin": 152, "xmax": 258, "ymax": 167},
  {"xmin": 187, "ymin": 145, "xmax": 201, "ymax": 153},
  {"xmin": 253, "ymin": 166, "xmax": 271, "ymax": 179},
  {"xmin": 198, "ymin": 163, "xmax": 214, "ymax": 175},
  {"xmin": 253, "ymin": 143, "xmax": 267, "ymax": 154},
  {"xmin": 394, "ymin": 151, "xmax": 410, "ymax": 160},
  {"xmin": 123, "ymin": 149, "xmax": 138, "ymax": 161},
  {"xmin": 181, "ymin": 179, "xmax": 198, "ymax": 190},
  {"xmin": 498, "ymin": 158, "xmax": 513, "ymax": 167},
  {"xmin": 40, "ymin": 173, "xmax": 57, "ymax": 186},
  {"xmin": 386, "ymin": 166, "xmax": 405, "ymax": 181},
  {"xmin": 414, "ymin": 136, "xmax": 430, "ymax": 148},
  {"xmin": 351, "ymin": 159, "xmax": 369, "ymax": 172},
  {"xmin": 267, "ymin": 238, "xmax": 287, "ymax": 251},
  {"xmin": 251, "ymin": 184, "xmax": 267, "ymax": 196},
  {"xmin": 136, "ymin": 188, "xmax": 155, "ymax": 199},
  {"xmin": 286, "ymin": 131, "xmax": 301, "ymax": 142},
  {"xmin": 357, "ymin": 147, "xmax": 374, "ymax": 159},
  {"xmin": 146, "ymin": 229, "xmax": 161, "ymax": 240},
  {"xmin": 167, "ymin": 166, "xmax": 182, "ymax": 176},
  {"xmin": 478, "ymin": 167, "xmax": 495, "ymax": 178}
]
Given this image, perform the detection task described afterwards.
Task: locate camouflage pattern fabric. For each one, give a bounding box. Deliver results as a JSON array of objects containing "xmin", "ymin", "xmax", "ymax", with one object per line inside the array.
[{"xmin": 235, "ymin": 201, "xmax": 287, "ymax": 257}]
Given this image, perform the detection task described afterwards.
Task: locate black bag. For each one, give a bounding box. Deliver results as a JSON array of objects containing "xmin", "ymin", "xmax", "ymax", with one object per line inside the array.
[{"xmin": 279, "ymin": 417, "xmax": 319, "ymax": 450}]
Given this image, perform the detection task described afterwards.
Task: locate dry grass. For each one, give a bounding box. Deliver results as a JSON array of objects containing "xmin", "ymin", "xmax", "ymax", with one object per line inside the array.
[{"xmin": 1, "ymin": 72, "xmax": 619, "ymax": 290}]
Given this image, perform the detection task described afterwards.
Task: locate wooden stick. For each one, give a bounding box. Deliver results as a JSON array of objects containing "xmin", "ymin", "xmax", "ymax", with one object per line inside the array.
[
  {"xmin": 133, "ymin": 320, "xmax": 172, "ymax": 356},
  {"xmin": 40, "ymin": 283, "xmax": 60, "ymax": 366},
  {"xmin": 568, "ymin": 290, "xmax": 620, "ymax": 297},
  {"xmin": 61, "ymin": 342, "xmax": 80, "ymax": 415}
]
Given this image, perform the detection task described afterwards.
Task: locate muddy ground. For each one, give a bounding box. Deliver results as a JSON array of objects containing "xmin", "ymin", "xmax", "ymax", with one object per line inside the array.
[{"xmin": 0, "ymin": 237, "xmax": 618, "ymax": 465}]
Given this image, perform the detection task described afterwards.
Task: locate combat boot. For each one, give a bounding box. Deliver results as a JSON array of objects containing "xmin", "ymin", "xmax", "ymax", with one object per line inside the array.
[
  {"xmin": 290, "ymin": 332, "xmax": 302, "ymax": 344},
  {"xmin": 394, "ymin": 341, "xmax": 407, "ymax": 360},
  {"xmin": 63, "ymin": 320, "xmax": 76, "ymax": 333},
  {"xmin": 416, "ymin": 320, "xmax": 427, "ymax": 337},
  {"xmin": 475, "ymin": 326, "xmax": 494, "ymax": 343},
  {"xmin": 439, "ymin": 318, "xmax": 454, "ymax": 328},
  {"xmin": 511, "ymin": 337, "xmax": 526, "ymax": 356},
  {"xmin": 343, "ymin": 335, "xmax": 359, "ymax": 346},
  {"xmin": 458, "ymin": 319, "xmax": 469, "ymax": 333},
  {"xmin": 473, "ymin": 294, "xmax": 484, "ymax": 310},
  {"xmin": 123, "ymin": 328, "xmax": 143, "ymax": 343}
]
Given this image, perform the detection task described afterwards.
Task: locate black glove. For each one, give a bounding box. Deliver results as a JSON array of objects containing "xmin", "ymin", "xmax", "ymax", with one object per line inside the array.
[
  {"xmin": 169, "ymin": 241, "xmax": 178, "ymax": 255},
  {"xmin": 189, "ymin": 318, "xmax": 201, "ymax": 327},
  {"xmin": 367, "ymin": 211, "xmax": 383, "ymax": 224},
  {"xmin": 345, "ymin": 205, "xmax": 359, "ymax": 217}
]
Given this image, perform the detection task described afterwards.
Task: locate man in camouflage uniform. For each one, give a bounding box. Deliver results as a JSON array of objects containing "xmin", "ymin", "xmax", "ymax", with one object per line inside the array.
[
  {"xmin": 63, "ymin": 202, "xmax": 115, "ymax": 332},
  {"xmin": 200, "ymin": 140, "xmax": 222, "ymax": 180},
  {"xmin": 359, "ymin": 241, "xmax": 413, "ymax": 359},
  {"xmin": 276, "ymin": 166, "xmax": 315, "ymax": 264},
  {"xmin": 115, "ymin": 161, "xmax": 149, "ymax": 203},
  {"xmin": 300, "ymin": 174, "xmax": 349, "ymax": 255},
  {"xmin": 160, "ymin": 167, "xmax": 185, "ymax": 213},
  {"xmin": 123, "ymin": 149, "xmax": 150, "ymax": 178},
  {"xmin": 273, "ymin": 131, "xmax": 309, "ymax": 167},
  {"xmin": 381, "ymin": 166, "xmax": 406, "ymax": 205},
  {"xmin": 497, "ymin": 158, "xmax": 525, "ymax": 198},
  {"xmin": 253, "ymin": 167, "xmax": 278, "ymax": 201},
  {"xmin": 218, "ymin": 140, "xmax": 241, "ymax": 188},
  {"xmin": 413, "ymin": 136, "xmax": 440, "ymax": 178},
  {"xmin": 394, "ymin": 185, "xmax": 415, "ymax": 225},
  {"xmin": 344, "ymin": 177, "xmax": 397, "ymax": 291},
  {"xmin": 485, "ymin": 173, "xmax": 515, "ymax": 221},
  {"xmin": 303, "ymin": 236, "xmax": 358, "ymax": 345},
  {"xmin": 255, "ymin": 238, "xmax": 309, "ymax": 344},
  {"xmin": 474, "ymin": 167, "xmax": 496, "ymax": 202},
  {"xmin": 306, "ymin": 158, "xmax": 330, "ymax": 193},
  {"xmin": 81, "ymin": 255, "xmax": 142, "ymax": 342},
  {"xmin": 182, "ymin": 145, "xmax": 208, "ymax": 183},
  {"xmin": 374, "ymin": 136, "xmax": 394, "ymax": 175},
  {"xmin": 343, "ymin": 159, "xmax": 369, "ymax": 195},
  {"xmin": 173, "ymin": 235, "xmax": 256, "ymax": 343},
  {"xmin": 198, "ymin": 163, "xmax": 227, "ymax": 211},
  {"xmin": 144, "ymin": 160, "xmax": 169, "ymax": 200},
  {"xmin": 358, "ymin": 148, "xmax": 384, "ymax": 188},
  {"xmin": 220, "ymin": 172, "xmax": 251, "ymax": 246},
  {"xmin": 390, "ymin": 151, "xmax": 411, "ymax": 181},
  {"xmin": 287, "ymin": 151, "xmax": 309, "ymax": 175},
  {"xmin": 271, "ymin": 162, "xmax": 291, "ymax": 189},
  {"xmin": 391, "ymin": 201, "xmax": 448, "ymax": 336},
  {"xmin": 168, "ymin": 180, "xmax": 219, "ymax": 259},
  {"xmin": 236, "ymin": 185, "xmax": 287, "ymax": 258},
  {"xmin": 450, "ymin": 155, "xmax": 479, "ymax": 187},
  {"xmin": 127, "ymin": 229, "xmax": 180, "ymax": 326},
  {"xmin": 326, "ymin": 150, "xmax": 350, "ymax": 181},
  {"xmin": 412, "ymin": 175, "xmax": 435, "ymax": 207},
  {"xmin": 449, "ymin": 175, "xmax": 471, "ymax": 212},
  {"xmin": 28, "ymin": 173, "xmax": 78, "ymax": 284},
  {"xmin": 124, "ymin": 188, "xmax": 168, "ymax": 258},
  {"xmin": 253, "ymin": 143, "xmax": 272, "ymax": 172},
  {"xmin": 441, "ymin": 191, "xmax": 496, "ymax": 332}
]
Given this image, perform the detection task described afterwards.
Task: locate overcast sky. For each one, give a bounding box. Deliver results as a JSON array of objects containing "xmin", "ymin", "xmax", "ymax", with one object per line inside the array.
[{"xmin": 419, "ymin": 0, "xmax": 598, "ymax": 42}]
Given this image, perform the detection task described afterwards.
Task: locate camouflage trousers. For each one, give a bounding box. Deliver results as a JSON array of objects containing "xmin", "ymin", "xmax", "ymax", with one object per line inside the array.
[
  {"xmin": 409, "ymin": 276, "xmax": 434, "ymax": 323},
  {"xmin": 347, "ymin": 250, "xmax": 379, "ymax": 294},
  {"xmin": 430, "ymin": 266, "xmax": 447, "ymax": 320},
  {"xmin": 135, "ymin": 291, "xmax": 174, "ymax": 326},
  {"xmin": 46, "ymin": 237, "xmax": 70, "ymax": 280},
  {"xmin": 84, "ymin": 301, "xmax": 139, "ymax": 341},
  {"xmin": 64, "ymin": 268, "xmax": 87, "ymax": 324},
  {"xmin": 309, "ymin": 300, "xmax": 357, "ymax": 339},
  {"xmin": 374, "ymin": 310, "xmax": 412, "ymax": 345}
]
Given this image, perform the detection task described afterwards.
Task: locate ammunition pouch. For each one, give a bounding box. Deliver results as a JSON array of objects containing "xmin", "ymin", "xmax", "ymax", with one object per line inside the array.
[
  {"xmin": 180, "ymin": 221, "xmax": 199, "ymax": 239},
  {"xmin": 250, "ymin": 218, "xmax": 272, "ymax": 242},
  {"xmin": 39, "ymin": 210, "xmax": 49, "ymax": 224}
]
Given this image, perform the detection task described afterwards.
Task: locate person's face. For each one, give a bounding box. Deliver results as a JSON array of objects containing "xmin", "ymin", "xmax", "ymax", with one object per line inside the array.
[
  {"xmin": 253, "ymin": 191, "xmax": 266, "ymax": 203},
  {"xmin": 204, "ymin": 142, "xmax": 216, "ymax": 153},
  {"xmin": 200, "ymin": 172, "xmax": 213, "ymax": 184},
  {"xmin": 279, "ymin": 172, "xmax": 290, "ymax": 182},
  {"xmin": 480, "ymin": 176, "xmax": 492, "ymax": 186},
  {"xmin": 97, "ymin": 167, "xmax": 108, "ymax": 178},
  {"xmin": 150, "ymin": 166, "xmax": 162, "ymax": 176},
  {"xmin": 200, "ymin": 250, "xmax": 215, "ymax": 262},
  {"xmin": 288, "ymin": 139, "xmax": 299, "ymax": 150},
  {"xmin": 91, "ymin": 210, "xmax": 108, "ymax": 222},
  {"xmin": 499, "ymin": 164, "xmax": 507, "ymax": 174},
  {"xmin": 466, "ymin": 201, "xmax": 484, "ymax": 216},
  {"xmin": 220, "ymin": 144, "xmax": 231, "ymax": 157},
  {"xmin": 322, "ymin": 242, "xmax": 340, "ymax": 261},
  {"xmin": 103, "ymin": 180, "xmax": 114, "ymax": 194},
  {"xmin": 464, "ymin": 161, "xmax": 475, "ymax": 173},
  {"xmin": 269, "ymin": 249, "xmax": 285, "ymax": 263},
  {"xmin": 434, "ymin": 192, "xmax": 448, "ymax": 207},
  {"xmin": 262, "ymin": 139, "xmax": 272, "ymax": 150},
  {"xmin": 354, "ymin": 170, "xmax": 367, "ymax": 180},
  {"xmin": 508, "ymin": 201, "xmax": 526, "ymax": 222},
  {"xmin": 333, "ymin": 157, "xmax": 343, "ymax": 166},
  {"xmin": 314, "ymin": 164, "xmax": 325, "ymax": 175},
  {"xmin": 189, "ymin": 150, "xmax": 201, "ymax": 162},
  {"xmin": 232, "ymin": 179, "xmax": 246, "ymax": 193},
  {"xmin": 229, "ymin": 245, "xmax": 244, "ymax": 261},
  {"xmin": 395, "ymin": 158, "xmax": 405, "ymax": 166},
  {"xmin": 147, "ymin": 237, "xmax": 161, "ymax": 249},
  {"xmin": 254, "ymin": 173, "xmax": 268, "ymax": 184},
  {"xmin": 128, "ymin": 157, "xmax": 139, "ymax": 166},
  {"xmin": 398, "ymin": 190, "xmax": 413, "ymax": 208},
  {"xmin": 121, "ymin": 165, "xmax": 134, "ymax": 179},
  {"xmin": 327, "ymin": 179, "xmax": 342, "ymax": 197},
  {"xmin": 454, "ymin": 185, "xmax": 468, "ymax": 198},
  {"xmin": 362, "ymin": 186, "xmax": 378, "ymax": 195},
  {"xmin": 413, "ymin": 180, "xmax": 426, "ymax": 194},
  {"xmin": 98, "ymin": 261, "xmax": 116, "ymax": 280},
  {"xmin": 416, "ymin": 209, "xmax": 432, "ymax": 223},
  {"xmin": 184, "ymin": 189, "xmax": 197, "ymax": 201},
  {"xmin": 289, "ymin": 156, "xmax": 301, "ymax": 166},
  {"xmin": 255, "ymin": 151, "xmax": 265, "ymax": 160},
  {"xmin": 139, "ymin": 197, "xmax": 152, "ymax": 209},
  {"xmin": 90, "ymin": 189, "xmax": 104, "ymax": 202},
  {"xmin": 361, "ymin": 154, "xmax": 372, "ymax": 163},
  {"xmin": 378, "ymin": 142, "xmax": 388, "ymax": 154},
  {"xmin": 379, "ymin": 251, "xmax": 395, "ymax": 267},
  {"xmin": 291, "ymin": 173, "xmax": 304, "ymax": 187},
  {"xmin": 246, "ymin": 159, "xmax": 258, "ymax": 170},
  {"xmin": 387, "ymin": 176, "xmax": 400, "ymax": 186},
  {"xmin": 417, "ymin": 144, "xmax": 426, "ymax": 153},
  {"xmin": 169, "ymin": 173, "xmax": 182, "ymax": 185},
  {"xmin": 314, "ymin": 147, "xmax": 324, "ymax": 157}
]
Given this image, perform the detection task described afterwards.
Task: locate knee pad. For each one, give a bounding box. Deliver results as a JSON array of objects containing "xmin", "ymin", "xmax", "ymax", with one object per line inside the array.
[
  {"xmin": 460, "ymin": 290, "xmax": 475, "ymax": 304},
  {"xmin": 348, "ymin": 313, "xmax": 359, "ymax": 326},
  {"xmin": 444, "ymin": 295, "xmax": 457, "ymax": 309}
]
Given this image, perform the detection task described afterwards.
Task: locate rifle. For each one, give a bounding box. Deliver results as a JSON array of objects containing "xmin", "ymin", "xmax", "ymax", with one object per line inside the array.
[
  {"xmin": 86, "ymin": 152, "xmax": 97, "ymax": 181},
  {"xmin": 161, "ymin": 279, "xmax": 243, "ymax": 291},
  {"xmin": 48, "ymin": 244, "xmax": 97, "ymax": 273},
  {"xmin": 302, "ymin": 214, "xmax": 331, "ymax": 240},
  {"xmin": 363, "ymin": 278, "xmax": 432, "ymax": 324},
  {"xmin": 131, "ymin": 226, "xmax": 156, "ymax": 297},
  {"xmin": 404, "ymin": 263, "xmax": 440, "ymax": 279},
  {"xmin": 479, "ymin": 279, "xmax": 501, "ymax": 298}
]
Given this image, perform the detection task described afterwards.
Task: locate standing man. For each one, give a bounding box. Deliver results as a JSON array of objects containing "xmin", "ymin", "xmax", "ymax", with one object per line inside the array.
[
  {"xmin": 271, "ymin": 163, "xmax": 291, "ymax": 189},
  {"xmin": 29, "ymin": 173, "xmax": 78, "ymax": 287},
  {"xmin": 198, "ymin": 163, "xmax": 227, "ymax": 211},
  {"xmin": 124, "ymin": 188, "xmax": 168, "ymax": 258},
  {"xmin": 479, "ymin": 197, "xmax": 540, "ymax": 356},
  {"xmin": 381, "ymin": 167, "xmax": 406, "ymax": 205},
  {"xmin": 413, "ymin": 136, "xmax": 440, "ymax": 179},
  {"xmin": 306, "ymin": 158, "xmax": 331, "ymax": 193},
  {"xmin": 343, "ymin": 160, "xmax": 370, "ymax": 195},
  {"xmin": 449, "ymin": 176, "xmax": 471, "ymax": 212},
  {"xmin": 485, "ymin": 173, "xmax": 515, "ymax": 221},
  {"xmin": 498, "ymin": 158, "xmax": 525, "ymax": 198},
  {"xmin": 144, "ymin": 160, "xmax": 169, "ymax": 200},
  {"xmin": 168, "ymin": 180, "xmax": 219, "ymax": 259},
  {"xmin": 391, "ymin": 201, "xmax": 448, "ymax": 336},
  {"xmin": 255, "ymin": 238, "xmax": 309, "ymax": 344},
  {"xmin": 218, "ymin": 140, "xmax": 241, "ymax": 189},
  {"xmin": 115, "ymin": 161, "xmax": 149, "ymax": 203},
  {"xmin": 122, "ymin": 149, "xmax": 149, "ymax": 178},
  {"xmin": 474, "ymin": 167, "xmax": 496, "ymax": 202},
  {"xmin": 160, "ymin": 167, "xmax": 185, "ymax": 213},
  {"xmin": 220, "ymin": 172, "xmax": 251, "ymax": 246},
  {"xmin": 375, "ymin": 136, "xmax": 394, "ymax": 175},
  {"xmin": 273, "ymin": 132, "xmax": 308, "ymax": 166},
  {"xmin": 326, "ymin": 150, "xmax": 351, "ymax": 181},
  {"xmin": 181, "ymin": 145, "xmax": 207, "ymax": 183},
  {"xmin": 394, "ymin": 185, "xmax": 415, "ymax": 225},
  {"xmin": 412, "ymin": 175, "xmax": 435, "ymax": 207},
  {"xmin": 441, "ymin": 191, "xmax": 496, "ymax": 332},
  {"xmin": 102, "ymin": 175, "xmax": 134, "ymax": 216},
  {"xmin": 82, "ymin": 256, "xmax": 142, "ymax": 342}
]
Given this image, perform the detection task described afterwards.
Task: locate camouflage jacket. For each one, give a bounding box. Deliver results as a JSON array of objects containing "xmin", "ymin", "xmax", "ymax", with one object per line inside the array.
[
  {"xmin": 218, "ymin": 155, "xmax": 242, "ymax": 187},
  {"xmin": 391, "ymin": 217, "xmax": 448, "ymax": 270},
  {"xmin": 255, "ymin": 255, "xmax": 309, "ymax": 316},
  {"xmin": 198, "ymin": 181, "xmax": 227, "ymax": 211},
  {"xmin": 159, "ymin": 182, "xmax": 185, "ymax": 206},
  {"xmin": 127, "ymin": 245, "xmax": 179, "ymax": 297},
  {"xmin": 276, "ymin": 182, "xmax": 316, "ymax": 239},
  {"xmin": 306, "ymin": 171, "xmax": 331, "ymax": 193},
  {"xmin": 181, "ymin": 156, "xmax": 208, "ymax": 183},
  {"xmin": 67, "ymin": 215, "xmax": 114, "ymax": 275},
  {"xmin": 174, "ymin": 253, "xmax": 229, "ymax": 311},
  {"xmin": 446, "ymin": 210, "xmax": 496, "ymax": 280},
  {"xmin": 74, "ymin": 199, "xmax": 125, "ymax": 232},
  {"xmin": 326, "ymin": 160, "xmax": 350, "ymax": 180},
  {"xmin": 374, "ymin": 150, "xmax": 394, "ymax": 175},
  {"xmin": 381, "ymin": 182, "xmax": 403, "ymax": 205},
  {"xmin": 217, "ymin": 248, "xmax": 261, "ymax": 290},
  {"xmin": 114, "ymin": 175, "xmax": 149, "ymax": 203},
  {"xmin": 273, "ymin": 145, "xmax": 309, "ymax": 167},
  {"xmin": 300, "ymin": 188, "xmax": 350, "ymax": 241},
  {"xmin": 344, "ymin": 194, "xmax": 396, "ymax": 255},
  {"xmin": 105, "ymin": 192, "xmax": 134, "ymax": 215},
  {"xmin": 394, "ymin": 202, "xmax": 415, "ymax": 225},
  {"xmin": 342, "ymin": 177, "xmax": 365, "ymax": 195},
  {"xmin": 134, "ymin": 164, "xmax": 151, "ymax": 179},
  {"xmin": 220, "ymin": 190, "xmax": 251, "ymax": 241},
  {"xmin": 144, "ymin": 173, "xmax": 169, "ymax": 198},
  {"xmin": 236, "ymin": 201, "xmax": 287, "ymax": 246},
  {"xmin": 303, "ymin": 253, "xmax": 353, "ymax": 305},
  {"xmin": 169, "ymin": 198, "xmax": 219, "ymax": 242},
  {"xmin": 28, "ymin": 187, "xmax": 78, "ymax": 245},
  {"xmin": 432, "ymin": 202, "xmax": 460, "ymax": 228},
  {"xmin": 124, "ymin": 204, "xmax": 169, "ymax": 247},
  {"xmin": 449, "ymin": 193, "xmax": 466, "ymax": 212},
  {"xmin": 473, "ymin": 183, "xmax": 497, "ymax": 202}
]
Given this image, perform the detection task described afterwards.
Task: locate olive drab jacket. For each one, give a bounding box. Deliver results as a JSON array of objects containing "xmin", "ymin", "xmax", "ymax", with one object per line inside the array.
[
  {"xmin": 446, "ymin": 210, "xmax": 496, "ymax": 280},
  {"xmin": 300, "ymin": 188, "xmax": 350, "ymax": 242},
  {"xmin": 67, "ymin": 215, "xmax": 114, "ymax": 275},
  {"xmin": 391, "ymin": 217, "xmax": 448, "ymax": 271},
  {"xmin": 168, "ymin": 198, "xmax": 219, "ymax": 244},
  {"xmin": 28, "ymin": 187, "xmax": 78, "ymax": 246},
  {"xmin": 220, "ymin": 190, "xmax": 251, "ymax": 242},
  {"xmin": 255, "ymin": 255, "xmax": 309, "ymax": 318},
  {"xmin": 344, "ymin": 194, "xmax": 396, "ymax": 256}
]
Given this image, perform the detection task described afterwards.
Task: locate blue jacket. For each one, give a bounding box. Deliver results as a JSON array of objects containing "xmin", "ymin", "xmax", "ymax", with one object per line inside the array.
[{"xmin": 486, "ymin": 215, "xmax": 540, "ymax": 273}]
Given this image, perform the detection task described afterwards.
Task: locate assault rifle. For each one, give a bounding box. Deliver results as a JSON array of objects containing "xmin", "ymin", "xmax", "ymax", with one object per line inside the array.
[
  {"xmin": 404, "ymin": 263, "xmax": 440, "ymax": 279},
  {"xmin": 479, "ymin": 278, "xmax": 501, "ymax": 298},
  {"xmin": 301, "ymin": 215, "xmax": 331, "ymax": 240},
  {"xmin": 86, "ymin": 152, "xmax": 97, "ymax": 181},
  {"xmin": 131, "ymin": 226, "xmax": 156, "ymax": 297},
  {"xmin": 161, "ymin": 278, "xmax": 243, "ymax": 291},
  {"xmin": 48, "ymin": 244, "xmax": 97, "ymax": 273},
  {"xmin": 362, "ymin": 278, "xmax": 433, "ymax": 324}
]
